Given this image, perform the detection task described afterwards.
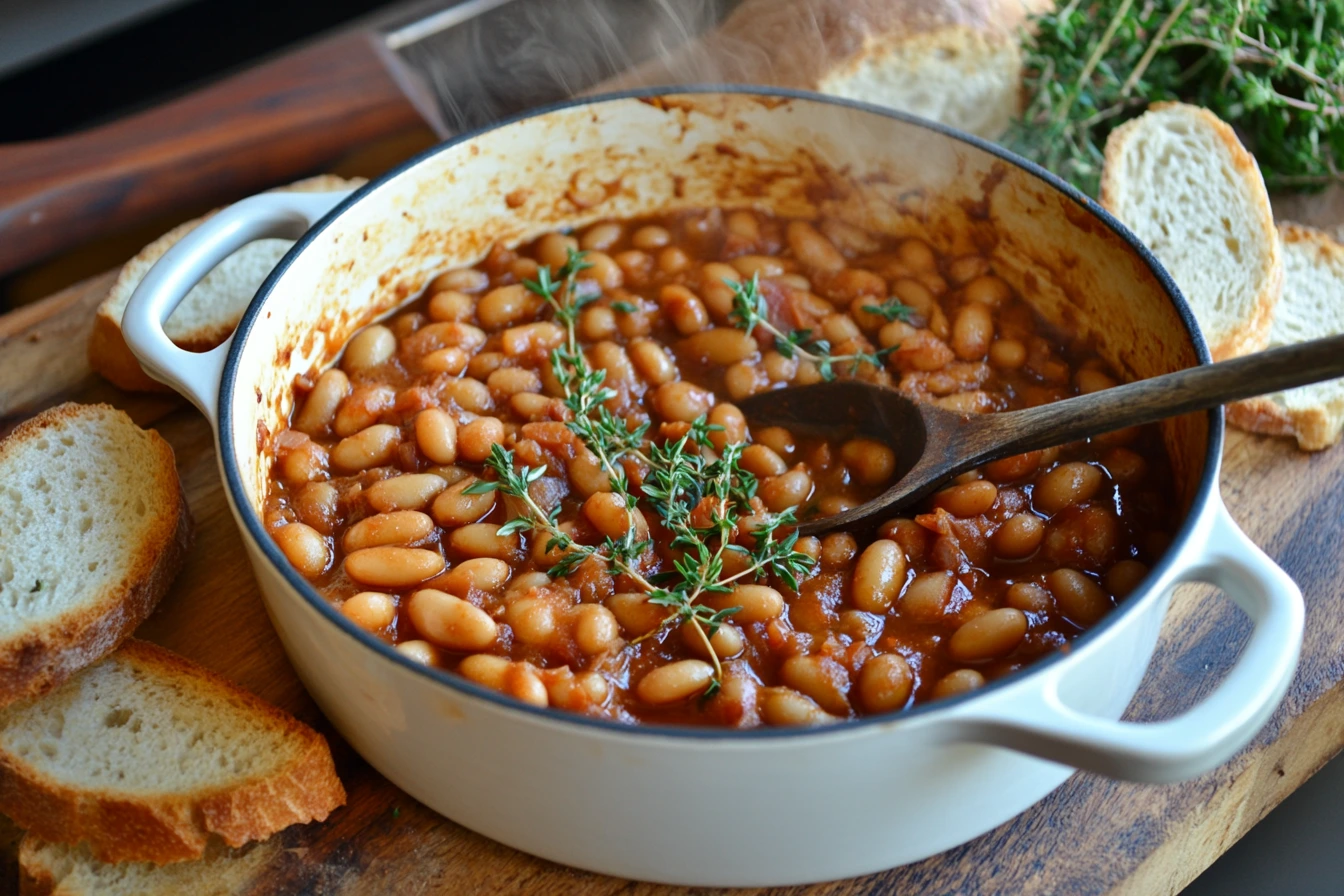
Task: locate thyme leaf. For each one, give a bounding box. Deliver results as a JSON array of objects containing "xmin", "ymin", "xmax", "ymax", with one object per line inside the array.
[
  {"xmin": 863, "ymin": 299, "xmax": 917, "ymax": 323},
  {"xmin": 727, "ymin": 274, "xmax": 893, "ymax": 380}
]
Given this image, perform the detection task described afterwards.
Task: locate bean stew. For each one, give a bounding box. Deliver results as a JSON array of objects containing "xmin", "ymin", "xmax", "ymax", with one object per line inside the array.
[{"xmin": 263, "ymin": 208, "xmax": 1175, "ymax": 728}]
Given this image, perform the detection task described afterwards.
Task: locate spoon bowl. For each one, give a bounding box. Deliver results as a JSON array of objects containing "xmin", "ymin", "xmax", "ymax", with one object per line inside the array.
[
  {"xmin": 739, "ymin": 331, "xmax": 1344, "ymax": 536},
  {"xmin": 736, "ymin": 382, "xmax": 941, "ymax": 535}
]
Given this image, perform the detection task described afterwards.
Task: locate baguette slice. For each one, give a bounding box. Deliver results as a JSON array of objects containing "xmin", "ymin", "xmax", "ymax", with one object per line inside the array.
[
  {"xmin": 0, "ymin": 640, "xmax": 346, "ymax": 864},
  {"xmin": 1228, "ymin": 224, "xmax": 1344, "ymax": 450},
  {"xmin": 1100, "ymin": 102, "xmax": 1283, "ymax": 361},
  {"xmin": 89, "ymin": 174, "xmax": 365, "ymax": 392},
  {"xmin": 604, "ymin": 0, "xmax": 1053, "ymax": 139},
  {"xmin": 0, "ymin": 404, "xmax": 191, "ymax": 707},
  {"xmin": 19, "ymin": 837, "xmax": 277, "ymax": 896}
]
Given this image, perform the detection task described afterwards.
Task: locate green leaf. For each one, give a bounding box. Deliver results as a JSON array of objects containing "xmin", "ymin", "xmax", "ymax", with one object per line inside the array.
[
  {"xmin": 496, "ymin": 517, "xmax": 534, "ymax": 537},
  {"xmin": 561, "ymin": 247, "xmax": 594, "ymax": 277},
  {"xmin": 863, "ymin": 299, "xmax": 916, "ymax": 322},
  {"xmin": 701, "ymin": 605, "xmax": 741, "ymax": 637},
  {"xmin": 611, "ymin": 300, "xmax": 638, "ymax": 314},
  {"xmin": 461, "ymin": 479, "xmax": 499, "ymax": 495},
  {"xmin": 647, "ymin": 589, "xmax": 683, "ymax": 608},
  {"xmin": 523, "ymin": 267, "xmax": 556, "ymax": 299},
  {"xmin": 547, "ymin": 550, "xmax": 589, "ymax": 579}
]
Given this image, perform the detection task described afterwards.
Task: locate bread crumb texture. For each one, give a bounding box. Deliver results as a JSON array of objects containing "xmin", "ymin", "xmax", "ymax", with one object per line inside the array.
[
  {"xmin": 820, "ymin": 30, "xmax": 1022, "ymax": 138},
  {"xmin": 0, "ymin": 641, "xmax": 345, "ymax": 864},
  {"xmin": 20, "ymin": 836, "xmax": 276, "ymax": 896},
  {"xmin": 3, "ymin": 649, "xmax": 283, "ymax": 792},
  {"xmin": 1101, "ymin": 103, "xmax": 1281, "ymax": 360},
  {"xmin": 0, "ymin": 408, "xmax": 170, "ymax": 631},
  {"xmin": 1229, "ymin": 224, "xmax": 1344, "ymax": 450}
]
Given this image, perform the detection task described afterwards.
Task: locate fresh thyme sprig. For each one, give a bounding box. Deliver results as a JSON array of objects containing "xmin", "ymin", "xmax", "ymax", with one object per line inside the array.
[
  {"xmin": 1006, "ymin": 0, "xmax": 1344, "ymax": 196},
  {"xmin": 863, "ymin": 298, "xmax": 916, "ymax": 323},
  {"xmin": 638, "ymin": 426, "xmax": 815, "ymax": 696},
  {"xmin": 523, "ymin": 248, "xmax": 652, "ymax": 571},
  {"xmin": 727, "ymin": 274, "xmax": 894, "ymax": 380},
  {"xmin": 465, "ymin": 247, "xmax": 818, "ymax": 699}
]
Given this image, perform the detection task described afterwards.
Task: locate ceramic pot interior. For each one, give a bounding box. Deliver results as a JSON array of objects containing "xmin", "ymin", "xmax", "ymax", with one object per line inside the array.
[{"xmin": 227, "ymin": 91, "xmax": 1209, "ymax": 542}]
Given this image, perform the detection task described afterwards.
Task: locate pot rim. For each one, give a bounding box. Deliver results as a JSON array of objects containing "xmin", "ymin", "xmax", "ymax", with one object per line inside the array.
[{"xmin": 218, "ymin": 85, "xmax": 1221, "ymax": 741}]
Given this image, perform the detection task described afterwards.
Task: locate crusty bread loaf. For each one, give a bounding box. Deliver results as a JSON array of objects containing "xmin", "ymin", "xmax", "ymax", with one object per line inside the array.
[
  {"xmin": 1228, "ymin": 224, "xmax": 1344, "ymax": 450},
  {"xmin": 89, "ymin": 175, "xmax": 365, "ymax": 393},
  {"xmin": 1100, "ymin": 102, "xmax": 1283, "ymax": 361},
  {"xmin": 0, "ymin": 404, "xmax": 191, "ymax": 707},
  {"xmin": 605, "ymin": 0, "xmax": 1054, "ymax": 139},
  {"xmin": 0, "ymin": 640, "xmax": 345, "ymax": 865},
  {"xmin": 19, "ymin": 837, "xmax": 277, "ymax": 896}
]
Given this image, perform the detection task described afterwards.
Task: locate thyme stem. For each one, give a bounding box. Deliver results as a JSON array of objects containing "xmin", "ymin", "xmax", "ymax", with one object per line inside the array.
[{"xmin": 473, "ymin": 248, "xmax": 818, "ymax": 702}]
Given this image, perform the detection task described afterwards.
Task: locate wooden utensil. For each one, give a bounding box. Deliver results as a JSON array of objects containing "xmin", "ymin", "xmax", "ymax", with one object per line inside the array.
[{"xmin": 738, "ymin": 333, "xmax": 1344, "ymax": 535}]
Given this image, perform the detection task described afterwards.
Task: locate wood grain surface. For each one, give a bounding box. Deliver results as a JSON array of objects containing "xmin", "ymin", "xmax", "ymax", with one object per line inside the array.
[
  {"xmin": 0, "ymin": 30, "xmax": 421, "ymax": 278},
  {"xmin": 2, "ymin": 218, "xmax": 1343, "ymax": 896}
]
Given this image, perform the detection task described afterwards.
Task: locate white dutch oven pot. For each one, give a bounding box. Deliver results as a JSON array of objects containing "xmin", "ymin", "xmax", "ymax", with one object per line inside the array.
[{"xmin": 121, "ymin": 89, "xmax": 1303, "ymax": 886}]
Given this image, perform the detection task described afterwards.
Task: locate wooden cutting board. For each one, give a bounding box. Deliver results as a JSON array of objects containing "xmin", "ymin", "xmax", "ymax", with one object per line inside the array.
[{"xmin": 2, "ymin": 203, "xmax": 1344, "ymax": 896}]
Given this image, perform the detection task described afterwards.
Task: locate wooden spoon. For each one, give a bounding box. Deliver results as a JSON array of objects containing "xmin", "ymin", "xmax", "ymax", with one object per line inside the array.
[{"xmin": 737, "ymin": 333, "xmax": 1344, "ymax": 536}]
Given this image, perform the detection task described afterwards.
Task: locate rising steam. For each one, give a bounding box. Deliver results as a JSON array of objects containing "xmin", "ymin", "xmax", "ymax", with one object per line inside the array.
[{"xmin": 389, "ymin": 0, "xmax": 742, "ymax": 136}]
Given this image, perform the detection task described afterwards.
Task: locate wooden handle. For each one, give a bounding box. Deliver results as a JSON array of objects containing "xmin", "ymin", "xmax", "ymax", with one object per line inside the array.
[
  {"xmin": 0, "ymin": 30, "xmax": 421, "ymax": 277},
  {"xmin": 969, "ymin": 332, "xmax": 1344, "ymax": 460}
]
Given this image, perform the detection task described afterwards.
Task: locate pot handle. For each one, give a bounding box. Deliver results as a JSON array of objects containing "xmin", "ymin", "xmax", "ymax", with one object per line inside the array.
[
  {"xmin": 953, "ymin": 495, "xmax": 1303, "ymax": 783},
  {"xmin": 121, "ymin": 189, "xmax": 353, "ymax": 422}
]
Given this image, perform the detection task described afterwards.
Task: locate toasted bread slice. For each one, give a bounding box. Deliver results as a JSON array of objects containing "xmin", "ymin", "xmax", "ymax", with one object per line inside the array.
[
  {"xmin": 0, "ymin": 640, "xmax": 345, "ymax": 864},
  {"xmin": 1100, "ymin": 102, "xmax": 1283, "ymax": 361},
  {"xmin": 603, "ymin": 0, "xmax": 1053, "ymax": 139},
  {"xmin": 89, "ymin": 175, "xmax": 365, "ymax": 392},
  {"xmin": 19, "ymin": 837, "xmax": 277, "ymax": 896},
  {"xmin": 0, "ymin": 404, "xmax": 191, "ymax": 707},
  {"xmin": 1228, "ymin": 224, "xmax": 1344, "ymax": 450}
]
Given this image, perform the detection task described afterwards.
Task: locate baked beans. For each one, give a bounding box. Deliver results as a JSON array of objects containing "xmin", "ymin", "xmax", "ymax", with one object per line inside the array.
[{"xmin": 266, "ymin": 208, "xmax": 1175, "ymax": 727}]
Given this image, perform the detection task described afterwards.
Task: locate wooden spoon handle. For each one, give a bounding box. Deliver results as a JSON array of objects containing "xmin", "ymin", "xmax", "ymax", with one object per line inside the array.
[
  {"xmin": 0, "ymin": 30, "xmax": 421, "ymax": 278},
  {"xmin": 966, "ymin": 332, "xmax": 1344, "ymax": 460}
]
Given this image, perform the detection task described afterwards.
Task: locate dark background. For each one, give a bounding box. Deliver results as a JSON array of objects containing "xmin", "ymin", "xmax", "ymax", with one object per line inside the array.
[
  {"xmin": 0, "ymin": 0, "xmax": 400, "ymax": 141},
  {"xmin": 0, "ymin": 2, "xmax": 1340, "ymax": 892}
]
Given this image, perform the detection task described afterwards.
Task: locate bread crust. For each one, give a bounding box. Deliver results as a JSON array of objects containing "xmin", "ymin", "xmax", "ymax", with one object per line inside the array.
[
  {"xmin": 0, "ymin": 640, "xmax": 346, "ymax": 865},
  {"xmin": 710, "ymin": 0, "xmax": 1039, "ymax": 88},
  {"xmin": 603, "ymin": 0, "xmax": 1049, "ymax": 119},
  {"xmin": 19, "ymin": 834, "xmax": 281, "ymax": 895},
  {"xmin": 1228, "ymin": 223, "xmax": 1344, "ymax": 451},
  {"xmin": 0, "ymin": 404, "xmax": 193, "ymax": 707},
  {"xmin": 88, "ymin": 216, "xmax": 214, "ymax": 394},
  {"xmin": 1099, "ymin": 102, "xmax": 1283, "ymax": 362},
  {"xmin": 89, "ymin": 175, "xmax": 365, "ymax": 393},
  {"xmin": 16, "ymin": 844, "xmax": 54, "ymax": 896},
  {"xmin": 15, "ymin": 862, "xmax": 49, "ymax": 896}
]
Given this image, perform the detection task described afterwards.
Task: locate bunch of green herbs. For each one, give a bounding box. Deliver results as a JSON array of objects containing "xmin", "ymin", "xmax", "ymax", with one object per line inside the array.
[{"xmin": 1004, "ymin": 0, "xmax": 1344, "ymax": 196}]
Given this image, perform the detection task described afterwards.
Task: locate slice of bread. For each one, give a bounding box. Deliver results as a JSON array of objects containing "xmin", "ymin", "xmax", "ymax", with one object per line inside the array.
[
  {"xmin": 19, "ymin": 837, "xmax": 277, "ymax": 896},
  {"xmin": 1228, "ymin": 224, "xmax": 1344, "ymax": 451},
  {"xmin": 808, "ymin": 0, "xmax": 1054, "ymax": 140},
  {"xmin": 89, "ymin": 174, "xmax": 365, "ymax": 393},
  {"xmin": 0, "ymin": 639, "xmax": 345, "ymax": 864},
  {"xmin": 0, "ymin": 404, "xmax": 191, "ymax": 708},
  {"xmin": 1100, "ymin": 102, "xmax": 1283, "ymax": 361},
  {"xmin": 603, "ymin": 0, "xmax": 1053, "ymax": 139}
]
